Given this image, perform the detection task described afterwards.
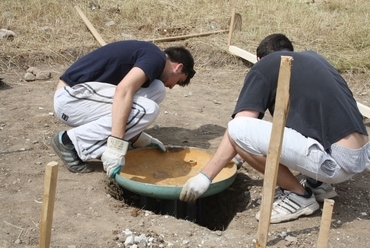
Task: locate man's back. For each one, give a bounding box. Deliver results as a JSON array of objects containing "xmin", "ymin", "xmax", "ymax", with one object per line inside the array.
[
  {"xmin": 60, "ymin": 40, "xmax": 166, "ymax": 87},
  {"xmin": 240, "ymin": 50, "xmax": 367, "ymax": 150}
]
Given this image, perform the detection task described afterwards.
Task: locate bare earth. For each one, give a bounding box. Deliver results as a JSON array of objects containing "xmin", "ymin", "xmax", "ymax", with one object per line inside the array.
[{"xmin": 1, "ymin": 48, "xmax": 370, "ymax": 248}]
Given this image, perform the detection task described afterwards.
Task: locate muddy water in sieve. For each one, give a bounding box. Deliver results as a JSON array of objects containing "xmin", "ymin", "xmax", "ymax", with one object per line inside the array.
[{"xmin": 120, "ymin": 147, "xmax": 235, "ymax": 186}]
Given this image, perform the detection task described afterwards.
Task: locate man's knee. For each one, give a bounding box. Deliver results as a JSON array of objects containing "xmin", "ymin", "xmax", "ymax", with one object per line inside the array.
[{"xmin": 228, "ymin": 117, "xmax": 268, "ymax": 157}]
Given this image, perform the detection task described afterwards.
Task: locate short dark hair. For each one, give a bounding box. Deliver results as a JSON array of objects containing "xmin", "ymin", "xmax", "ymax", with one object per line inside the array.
[
  {"xmin": 256, "ymin": 33, "xmax": 294, "ymax": 59},
  {"xmin": 164, "ymin": 46, "xmax": 195, "ymax": 86}
]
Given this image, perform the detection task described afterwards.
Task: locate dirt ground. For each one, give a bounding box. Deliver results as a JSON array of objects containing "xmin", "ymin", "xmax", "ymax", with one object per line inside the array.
[{"xmin": 1, "ymin": 46, "xmax": 370, "ymax": 248}]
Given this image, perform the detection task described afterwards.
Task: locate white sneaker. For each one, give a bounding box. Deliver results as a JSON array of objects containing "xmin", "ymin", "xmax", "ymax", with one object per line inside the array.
[
  {"xmin": 256, "ymin": 188, "xmax": 319, "ymax": 224},
  {"xmin": 301, "ymin": 179, "xmax": 338, "ymax": 202}
]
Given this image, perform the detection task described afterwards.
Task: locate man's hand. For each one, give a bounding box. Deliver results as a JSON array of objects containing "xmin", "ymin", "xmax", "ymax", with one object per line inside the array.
[
  {"xmin": 179, "ymin": 172, "xmax": 212, "ymax": 202},
  {"xmin": 102, "ymin": 136, "xmax": 129, "ymax": 178},
  {"xmin": 132, "ymin": 132, "xmax": 166, "ymax": 152}
]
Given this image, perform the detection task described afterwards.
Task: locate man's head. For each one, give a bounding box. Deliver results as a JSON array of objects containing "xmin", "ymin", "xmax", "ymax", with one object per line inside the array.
[
  {"xmin": 164, "ymin": 46, "xmax": 195, "ymax": 87},
  {"xmin": 256, "ymin": 33, "xmax": 294, "ymax": 60}
]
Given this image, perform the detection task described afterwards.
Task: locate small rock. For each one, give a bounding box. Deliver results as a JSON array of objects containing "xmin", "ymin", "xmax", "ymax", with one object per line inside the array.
[
  {"xmin": 152, "ymin": 125, "xmax": 159, "ymax": 130},
  {"xmin": 121, "ymin": 33, "xmax": 134, "ymax": 39},
  {"xmin": 0, "ymin": 28, "xmax": 16, "ymax": 40},
  {"xmin": 279, "ymin": 231, "xmax": 287, "ymax": 238},
  {"xmin": 134, "ymin": 234, "xmax": 146, "ymax": 243},
  {"xmin": 36, "ymin": 71, "xmax": 51, "ymax": 80},
  {"xmin": 124, "ymin": 236, "xmax": 134, "ymax": 246},
  {"xmin": 105, "ymin": 21, "xmax": 115, "ymax": 26},
  {"xmin": 24, "ymin": 72, "xmax": 36, "ymax": 81},
  {"xmin": 285, "ymin": 235, "xmax": 297, "ymax": 242},
  {"xmin": 27, "ymin": 67, "xmax": 41, "ymax": 75},
  {"xmin": 39, "ymin": 26, "xmax": 52, "ymax": 31}
]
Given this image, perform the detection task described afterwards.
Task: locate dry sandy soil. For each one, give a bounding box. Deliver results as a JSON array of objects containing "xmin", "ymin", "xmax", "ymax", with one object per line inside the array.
[{"xmin": 1, "ymin": 43, "xmax": 370, "ymax": 248}]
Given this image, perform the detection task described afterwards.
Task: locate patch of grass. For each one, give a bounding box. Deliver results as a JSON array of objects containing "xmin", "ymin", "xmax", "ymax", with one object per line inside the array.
[{"xmin": 1, "ymin": 0, "xmax": 369, "ymax": 74}]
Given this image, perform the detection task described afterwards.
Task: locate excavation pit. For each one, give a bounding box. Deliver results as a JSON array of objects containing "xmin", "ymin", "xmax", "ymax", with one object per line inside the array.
[{"xmin": 115, "ymin": 146, "xmax": 237, "ymax": 226}]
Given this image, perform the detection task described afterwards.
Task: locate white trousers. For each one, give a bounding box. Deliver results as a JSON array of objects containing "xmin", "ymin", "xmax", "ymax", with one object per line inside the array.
[
  {"xmin": 228, "ymin": 117, "xmax": 358, "ymax": 184},
  {"xmin": 53, "ymin": 80, "xmax": 166, "ymax": 161}
]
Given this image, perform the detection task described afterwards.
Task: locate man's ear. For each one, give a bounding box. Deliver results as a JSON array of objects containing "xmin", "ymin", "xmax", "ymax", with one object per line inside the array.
[{"xmin": 175, "ymin": 63, "xmax": 184, "ymax": 73}]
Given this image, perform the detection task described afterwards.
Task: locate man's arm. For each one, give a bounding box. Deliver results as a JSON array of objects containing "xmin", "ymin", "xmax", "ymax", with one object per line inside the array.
[
  {"xmin": 180, "ymin": 110, "xmax": 259, "ymax": 202},
  {"xmin": 102, "ymin": 67, "xmax": 147, "ymax": 178},
  {"xmin": 111, "ymin": 67, "xmax": 148, "ymax": 138},
  {"xmin": 179, "ymin": 130, "xmax": 236, "ymax": 202},
  {"xmin": 201, "ymin": 131, "xmax": 237, "ymax": 180}
]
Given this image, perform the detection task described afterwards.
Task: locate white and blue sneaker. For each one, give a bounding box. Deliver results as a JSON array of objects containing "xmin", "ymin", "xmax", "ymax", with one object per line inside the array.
[{"xmin": 256, "ymin": 187, "xmax": 319, "ymax": 223}]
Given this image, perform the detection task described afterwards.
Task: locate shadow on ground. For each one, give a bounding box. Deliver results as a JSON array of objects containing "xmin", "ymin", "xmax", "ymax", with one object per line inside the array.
[{"xmin": 145, "ymin": 124, "xmax": 227, "ymax": 149}]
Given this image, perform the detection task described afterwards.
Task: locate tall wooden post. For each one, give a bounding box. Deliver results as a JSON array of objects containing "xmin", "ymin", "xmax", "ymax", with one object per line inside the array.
[
  {"xmin": 39, "ymin": 161, "xmax": 59, "ymax": 248},
  {"xmin": 256, "ymin": 56, "xmax": 293, "ymax": 248}
]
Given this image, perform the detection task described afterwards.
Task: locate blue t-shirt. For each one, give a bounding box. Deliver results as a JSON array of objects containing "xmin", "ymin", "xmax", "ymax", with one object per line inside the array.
[
  {"xmin": 60, "ymin": 40, "xmax": 166, "ymax": 88},
  {"xmin": 232, "ymin": 50, "xmax": 367, "ymax": 151}
]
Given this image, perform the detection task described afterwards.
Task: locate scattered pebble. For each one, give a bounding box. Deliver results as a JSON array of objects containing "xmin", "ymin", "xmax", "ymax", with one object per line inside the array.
[{"xmin": 0, "ymin": 28, "xmax": 16, "ymax": 40}]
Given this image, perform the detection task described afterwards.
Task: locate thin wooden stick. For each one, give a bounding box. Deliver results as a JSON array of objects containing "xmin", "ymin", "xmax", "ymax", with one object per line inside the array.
[
  {"xmin": 227, "ymin": 8, "xmax": 236, "ymax": 46},
  {"xmin": 74, "ymin": 5, "xmax": 107, "ymax": 46},
  {"xmin": 256, "ymin": 56, "xmax": 293, "ymax": 248},
  {"xmin": 73, "ymin": 5, "xmax": 232, "ymax": 48},
  {"xmin": 145, "ymin": 30, "xmax": 228, "ymax": 43},
  {"xmin": 39, "ymin": 161, "xmax": 59, "ymax": 248},
  {"xmin": 229, "ymin": 45, "xmax": 257, "ymax": 64},
  {"xmin": 357, "ymin": 102, "xmax": 370, "ymax": 119},
  {"xmin": 317, "ymin": 199, "xmax": 335, "ymax": 248}
]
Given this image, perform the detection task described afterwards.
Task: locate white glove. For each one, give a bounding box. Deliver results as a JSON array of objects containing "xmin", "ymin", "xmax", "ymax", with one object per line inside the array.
[
  {"xmin": 101, "ymin": 136, "xmax": 129, "ymax": 178},
  {"xmin": 179, "ymin": 172, "xmax": 212, "ymax": 202},
  {"xmin": 132, "ymin": 132, "xmax": 166, "ymax": 152}
]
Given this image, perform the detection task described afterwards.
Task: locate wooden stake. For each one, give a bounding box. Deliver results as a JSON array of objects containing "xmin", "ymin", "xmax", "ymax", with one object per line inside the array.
[
  {"xmin": 39, "ymin": 161, "xmax": 59, "ymax": 248},
  {"xmin": 227, "ymin": 8, "xmax": 236, "ymax": 46},
  {"xmin": 229, "ymin": 45, "xmax": 257, "ymax": 64},
  {"xmin": 74, "ymin": 5, "xmax": 107, "ymax": 46},
  {"xmin": 357, "ymin": 102, "xmax": 370, "ymax": 119},
  {"xmin": 256, "ymin": 56, "xmax": 293, "ymax": 248},
  {"xmin": 317, "ymin": 199, "xmax": 335, "ymax": 248},
  {"xmin": 145, "ymin": 30, "xmax": 228, "ymax": 43}
]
